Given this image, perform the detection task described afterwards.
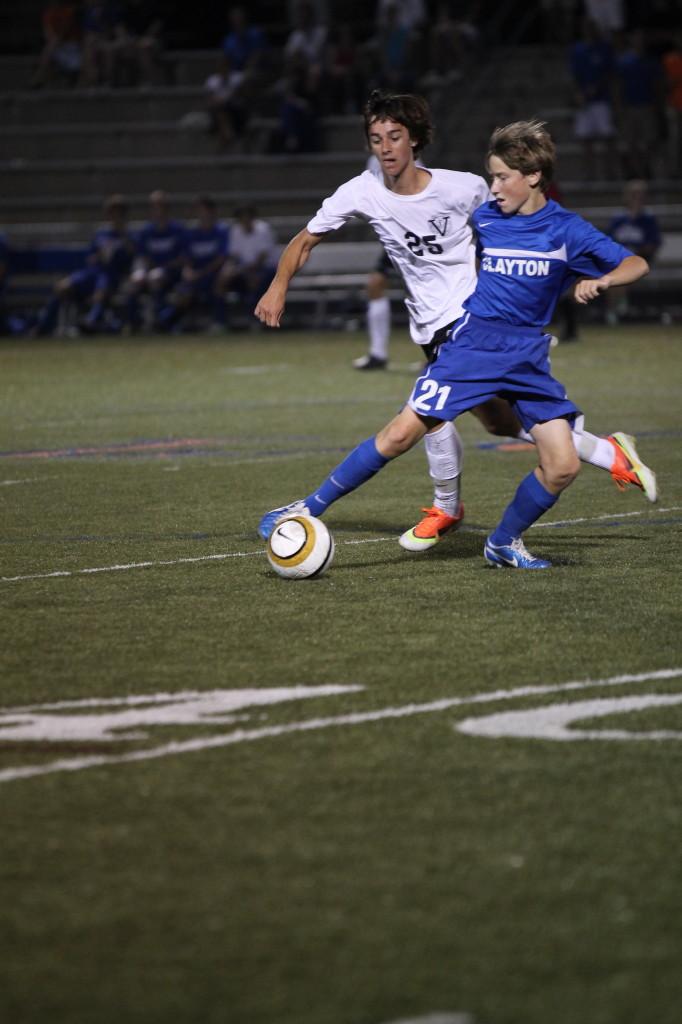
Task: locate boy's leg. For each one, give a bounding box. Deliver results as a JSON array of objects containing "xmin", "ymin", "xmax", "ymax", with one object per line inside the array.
[
  {"xmin": 473, "ymin": 399, "xmax": 657, "ymax": 501},
  {"xmin": 258, "ymin": 406, "xmax": 431, "ymax": 539},
  {"xmin": 485, "ymin": 418, "xmax": 579, "ymax": 570},
  {"xmin": 399, "ymin": 420, "xmax": 465, "ymax": 551}
]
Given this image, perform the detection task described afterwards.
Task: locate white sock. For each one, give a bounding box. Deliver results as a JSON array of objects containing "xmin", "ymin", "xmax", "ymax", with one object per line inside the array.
[
  {"xmin": 367, "ymin": 297, "xmax": 390, "ymax": 360},
  {"xmin": 424, "ymin": 420, "xmax": 463, "ymax": 515},
  {"xmin": 516, "ymin": 419, "xmax": 615, "ymax": 472}
]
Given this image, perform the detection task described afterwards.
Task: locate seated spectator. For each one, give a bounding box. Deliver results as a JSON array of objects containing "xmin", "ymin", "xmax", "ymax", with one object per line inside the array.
[
  {"xmin": 222, "ymin": 6, "xmax": 266, "ymax": 73},
  {"xmin": 31, "ymin": 1, "xmax": 82, "ymax": 88},
  {"xmin": 569, "ymin": 17, "xmax": 618, "ymax": 180},
  {"xmin": 156, "ymin": 196, "xmax": 229, "ymax": 333},
  {"xmin": 35, "ymin": 194, "xmax": 135, "ymax": 336},
  {"xmin": 325, "ymin": 25, "xmax": 363, "ymax": 114},
  {"xmin": 125, "ymin": 190, "xmax": 187, "ymax": 332},
  {"xmin": 218, "ymin": 206, "xmax": 278, "ymax": 316},
  {"xmin": 80, "ymin": 0, "xmax": 122, "ymax": 86},
  {"xmin": 375, "ymin": 0, "xmax": 426, "ymax": 33},
  {"xmin": 663, "ymin": 32, "xmax": 682, "ymax": 176},
  {"xmin": 109, "ymin": 1, "xmax": 165, "ymax": 87},
  {"xmin": 0, "ymin": 232, "xmax": 28, "ymax": 336},
  {"xmin": 284, "ymin": 0, "xmax": 327, "ymax": 94},
  {"xmin": 605, "ymin": 178, "xmax": 662, "ymax": 322},
  {"xmin": 614, "ymin": 29, "xmax": 666, "ymax": 179},
  {"xmin": 204, "ymin": 55, "xmax": 249, "ymax": 150},
  {"xmin": 268, "ymin": 66, "xmax": 320, "ymax": 153}
]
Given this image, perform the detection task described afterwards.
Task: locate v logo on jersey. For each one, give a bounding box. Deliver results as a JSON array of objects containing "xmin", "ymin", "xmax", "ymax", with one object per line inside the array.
[{"xmin": 429, "ymin": 216, "xmax": 450, "ymax": 237}]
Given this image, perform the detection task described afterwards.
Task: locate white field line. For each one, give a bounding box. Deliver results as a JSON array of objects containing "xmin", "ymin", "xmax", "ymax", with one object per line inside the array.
[
  {"xmin": 1, "ymin": 506, "xmax": 679, "ymax": 585},
  {"xmin": 0, "ymin": 668, "xmax": 679, "ymax": 784},
  {"xmin": 0, "ymin": 478, "xmax": 46, "ymax": 487}
]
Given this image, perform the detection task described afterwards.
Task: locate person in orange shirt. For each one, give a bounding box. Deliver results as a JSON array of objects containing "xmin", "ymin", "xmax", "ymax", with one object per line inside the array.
[{"xmin": 663, "ymin": 33, "xmax": 682, "ymax": 175}]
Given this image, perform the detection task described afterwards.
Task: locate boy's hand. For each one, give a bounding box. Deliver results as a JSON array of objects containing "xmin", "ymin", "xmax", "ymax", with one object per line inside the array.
[{"xmin": 574, "ymin": 275, "xmax": 611, "ymax": 304}]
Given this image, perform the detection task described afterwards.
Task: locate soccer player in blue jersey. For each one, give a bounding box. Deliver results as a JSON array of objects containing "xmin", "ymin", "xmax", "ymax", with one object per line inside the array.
[
  {"xmin": 157, "ymin": 195, "xmax": 229, "ymax": 333},
  {"xmin": 259, "ymin": 119, "xmax": 652, "ymax": 569},
  {"xmin": 126, "ymin": 190, "xmax": 187, "ymax": 332},
  {"xmin": 36, "ymin": 194, "xmax": 135, "ymax": 336}
]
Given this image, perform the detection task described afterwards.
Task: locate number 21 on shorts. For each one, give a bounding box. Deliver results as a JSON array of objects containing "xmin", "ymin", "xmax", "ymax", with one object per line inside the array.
[{"xmin": 411, "ymin": 378, "xmax": 452, "ymax": 414}]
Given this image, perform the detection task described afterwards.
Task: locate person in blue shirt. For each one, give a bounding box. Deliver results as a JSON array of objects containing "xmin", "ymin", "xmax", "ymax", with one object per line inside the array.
[
  {"xmin": 257, "ymin": 119, "xmax": 653, "ymax": 570},
  {"xmin": 605, "ymin": 178, "xmax": 662, "ymax": 324},
  {"xmin": 36, "ymin": 194, "xmax": 135, "ymax": 336},
  {"xmin": 126, "ymin": 190, "xmax": 187, "ymax": 331},
  {"xmin": 157, "ymin": 195, "xmax": 229, "ymax": 332}
]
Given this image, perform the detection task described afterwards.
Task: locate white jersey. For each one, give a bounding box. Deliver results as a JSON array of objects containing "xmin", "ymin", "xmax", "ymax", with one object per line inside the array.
[
  {"xmin": 306, "ymin": 167, "xmax": 491, "ymax": 345},
  {"xmin": 230, "ymin": 219, "xmax": 278, "ymax": 268}
]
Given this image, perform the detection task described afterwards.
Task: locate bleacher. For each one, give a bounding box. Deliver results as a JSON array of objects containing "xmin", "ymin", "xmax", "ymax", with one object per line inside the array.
[{"xmin": 1, "ymin": 30, "xmax": 681, "ymax": 329}]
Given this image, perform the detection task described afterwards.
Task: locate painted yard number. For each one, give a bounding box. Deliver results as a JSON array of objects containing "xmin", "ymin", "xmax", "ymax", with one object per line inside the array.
[{"xmin": 413, "ymin": 379, "xmax": 452, "ymax": 414}]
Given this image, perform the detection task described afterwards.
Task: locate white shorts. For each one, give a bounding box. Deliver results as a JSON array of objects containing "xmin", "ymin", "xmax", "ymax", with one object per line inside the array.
[{"xmin": 574, "ymin": 101, "xmax": 615, "ymax": 140}]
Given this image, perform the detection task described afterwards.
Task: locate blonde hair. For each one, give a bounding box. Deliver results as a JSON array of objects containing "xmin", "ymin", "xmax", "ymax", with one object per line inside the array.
[{"xmin": 487, "ymin": 120, "xmax": 556, "ymax": 193}]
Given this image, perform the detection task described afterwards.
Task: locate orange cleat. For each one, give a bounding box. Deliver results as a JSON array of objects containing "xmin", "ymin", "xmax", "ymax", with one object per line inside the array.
[
  {"xmin": 399, "ymin": 503, "xmax": 465, "ymax": 552},
  {"xmin": 608, "ymin": 433, "xmax": 657, "ymax": 502}
]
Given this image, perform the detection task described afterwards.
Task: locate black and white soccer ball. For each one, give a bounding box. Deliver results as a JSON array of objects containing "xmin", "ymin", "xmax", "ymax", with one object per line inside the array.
[{"xmin": 266, "ymin": 515, "xmax": 335, "ymax": 580}]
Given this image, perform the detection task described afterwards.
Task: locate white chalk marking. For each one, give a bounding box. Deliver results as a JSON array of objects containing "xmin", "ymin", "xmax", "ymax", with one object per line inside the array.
[
  {"xmin": 0, "ymin": 668, "xmax": 679, "ymax": 784},
  {"xmin": 0, "ymin": 477, "xmax": 45, "ymax": 487},
  {"xmin": 380, "ymin": 1015, "xmax": 474, "ymax": 1024},
  {"xmin": 2, "ymin": 505, "xmax": 679, "ymax": 585},
  {"xmin": 457, "ymin": 694, "xmax": 682, "ymax": 742}
]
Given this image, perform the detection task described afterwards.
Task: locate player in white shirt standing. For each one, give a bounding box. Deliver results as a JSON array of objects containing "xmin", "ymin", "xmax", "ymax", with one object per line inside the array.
[{"xmin": 255, "ymin": 91, "xmax": 656, "ymax": 547}]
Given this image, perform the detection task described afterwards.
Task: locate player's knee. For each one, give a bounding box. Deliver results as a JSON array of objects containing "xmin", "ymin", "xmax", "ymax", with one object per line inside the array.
[{"xmin": 546, "ymin": 452, "xmax": 580, "ymax": 490}]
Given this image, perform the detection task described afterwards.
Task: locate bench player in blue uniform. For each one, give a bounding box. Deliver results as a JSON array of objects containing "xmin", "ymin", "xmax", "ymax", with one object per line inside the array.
[
  {"xmin": 157, "ymin": 195, "xmax": 229, "ymax": 332},
  {"xmin": 36, "ymin": 194, "xmax": 135, "ymax": 336},
  {"xmin": 126, "ymin": 190, "xmax": 187, "ymax": 331},
  {"xmin": 258, "ymin": 119, "xmax": 652, "ymax": 569}
]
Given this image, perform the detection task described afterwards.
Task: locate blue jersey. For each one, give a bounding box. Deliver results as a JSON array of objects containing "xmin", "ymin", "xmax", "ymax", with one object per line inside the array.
[
  {"xmin": 89, "ymin": 227, "xmax": 134, "ymax": 282},
  {"xmin": 185, "ymin": 224, "xmax": 229, "ymax": 270},
  {"xmin": 466, "ymin": 199, "xmax": 632, "ymax": 327},
  {"xmin": 136, "ymin": 220, "xmax": 187, "ymax": 267},
  {"xmin": 607, "ymin": 212, "xmax": 661, "ymax": 255}
]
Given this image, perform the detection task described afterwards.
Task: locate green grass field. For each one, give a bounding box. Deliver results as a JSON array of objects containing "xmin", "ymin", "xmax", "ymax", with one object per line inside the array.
[{"xmin": 1, "ymin": 325, "xmax": 681, "ymax": 1024}]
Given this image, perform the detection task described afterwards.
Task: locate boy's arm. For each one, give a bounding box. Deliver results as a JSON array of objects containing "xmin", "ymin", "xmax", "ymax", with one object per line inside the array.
[
  {"xmin": 254, "ymin": 228, "xmax": 325, "ymax": 327},
  {"xmin": 574, "ymin": 254, "xmax": 649, "ymax": 304}
]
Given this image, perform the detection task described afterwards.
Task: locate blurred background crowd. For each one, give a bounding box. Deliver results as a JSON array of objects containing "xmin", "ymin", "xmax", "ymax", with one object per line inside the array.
[{"xmin": 0, "ymin": 0, "xmax": 681, "ymax": 337}]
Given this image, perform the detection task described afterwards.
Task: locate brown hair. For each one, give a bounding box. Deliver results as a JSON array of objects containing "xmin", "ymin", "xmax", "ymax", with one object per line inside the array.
[
  {"xmin": 486, "ymin": 120, "xmax": 556, "ymax": 193},
  {"xmin": 363, "ymin": 90, "xmax": 433, "ymax": 155}
]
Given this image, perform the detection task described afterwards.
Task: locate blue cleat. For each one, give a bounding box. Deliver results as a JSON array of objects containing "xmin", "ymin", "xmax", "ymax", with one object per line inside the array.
[
  {"xmin": 484, "ymin": 535, "xmax": 552, "ymax": 570},
  {"xmin": 258, "ymin": 499, "xmax": 312, "ymax": 541}
]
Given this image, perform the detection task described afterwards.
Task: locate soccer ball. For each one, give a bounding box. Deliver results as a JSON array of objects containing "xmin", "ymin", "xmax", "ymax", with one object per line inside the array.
[{"xmin": 266, "ymin": 515, "xmax": 335, "ymax": 580}]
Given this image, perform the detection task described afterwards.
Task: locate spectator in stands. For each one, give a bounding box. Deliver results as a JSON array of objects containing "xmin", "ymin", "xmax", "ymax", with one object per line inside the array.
[
  {"xmin": 569, "ymin": 17, "xmax": 618, "ymax": 180},
  {"xmin": 204, "ymin": 54, "xmax": 249, "ymax": 150},
  {"xmin": 108, "ymin": 1, "xmax": 165, "ymax": 87},
  {"xmin": 222, "ymin": 6, "xmax": 266, "ymax": 73},
  {"xmin": 31, "ymin": 1, "xmax": 82, "ymax": 88},
  {"xmin": 372, "ymin": 1, "xmax": 416, "ymax": 92},
  {"xmin": 604, "ymin": 178, "xmax": 662, "ymax": 323},
  {"xmin": 613, "ymin": 30, "xmax": 666, "ymax": 179},
  {"xmin": 663, "ymin": 32, "xmax": 682, "ymax": 175},
  {"xmin": 157, "ymin": 196, "xmax": 229, "ymax": 333},
  {"xmin": 80, "ymin": 1, "xmax": 121, "ymax": 86},
  {"xmin": 375, "ymin": 0, "xmax": 426, "ymax": 33},
  {"xmin": 35, "ymin": 194, "xmax": 135, "ymax": 336},
  {"xmin": 126, "ymin": 190, "xmax": 187, "ymax": 332},
  {"xmin": 268, "ymin": 65, "xmax": 320, "ymax": 153},
  {"xmin": 584, "ymin": 0, "xmax": 625, "ymax": 38},
  {"xmin": 218, "ymin": 206, "xmax": 278, "ymax": 317},
  {"xmin": 284, "ymin": 0, "xmax": 327, "ymax": 96},
  {"xmin": 325, "ymin": 25, "xmax": 363, "ymax": 114}
]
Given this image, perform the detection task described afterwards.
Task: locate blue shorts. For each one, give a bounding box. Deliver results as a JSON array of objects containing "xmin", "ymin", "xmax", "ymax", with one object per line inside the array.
[
  {"xmin": 408, "ymin": 312, "xmax": 580, "ymax": 431},
  {"xmin": 69, "ymin": 268, "xmax": 113, "ymax": 298}
]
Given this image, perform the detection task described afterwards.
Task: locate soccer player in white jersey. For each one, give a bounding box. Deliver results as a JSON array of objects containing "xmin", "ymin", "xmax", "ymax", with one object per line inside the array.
[{"xmin": 255, "ymin": 94, "xmax": 657, "ymax": 549}]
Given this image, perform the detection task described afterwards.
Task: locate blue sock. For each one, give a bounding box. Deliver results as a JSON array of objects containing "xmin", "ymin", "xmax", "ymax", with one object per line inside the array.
[
  {"xmin": 490, "ymin": 471, "xmax": 558, "ymax": 546},
  {"xmin": 304, "ymin": 437, "xmax": 389, "ymax": 514}
]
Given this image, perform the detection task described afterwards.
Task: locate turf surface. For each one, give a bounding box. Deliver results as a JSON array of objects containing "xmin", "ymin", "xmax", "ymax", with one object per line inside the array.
[{"xmin": 1, "ymin": 326, "xmax": 680, "ymax": 1024}]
